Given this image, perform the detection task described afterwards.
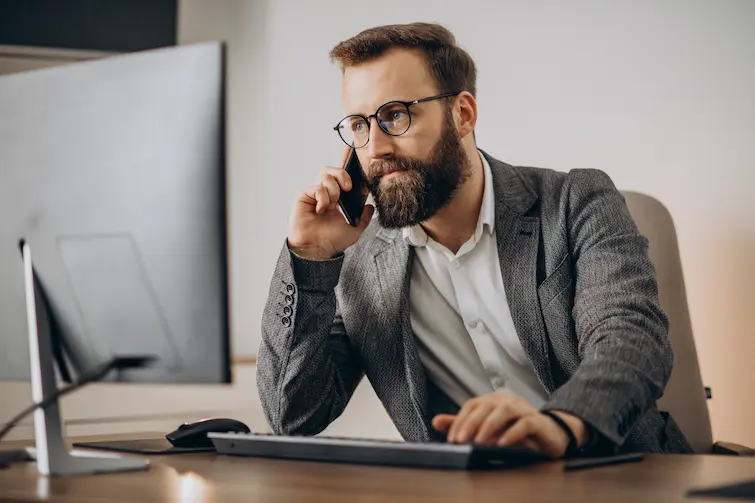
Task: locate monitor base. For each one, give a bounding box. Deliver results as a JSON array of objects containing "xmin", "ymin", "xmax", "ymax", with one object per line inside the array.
[{"xmin": 20, "ymin": 243, "xmax": 149, "ymax": 476}]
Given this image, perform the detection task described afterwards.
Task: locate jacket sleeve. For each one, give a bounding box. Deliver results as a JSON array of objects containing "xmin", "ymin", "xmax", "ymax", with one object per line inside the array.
[
  {"xmin": 542, "ymin": 169, "xmax": 673, "ymax": 450},
  {"xmin": 256, "ymin": 241, "xmax": 364, "ymax": 435}
]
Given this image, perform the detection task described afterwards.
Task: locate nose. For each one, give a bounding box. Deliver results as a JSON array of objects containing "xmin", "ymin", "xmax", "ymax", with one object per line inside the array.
[{"xmin": 366, "ymin": 117, "xmax": 395, "ymax": 160}]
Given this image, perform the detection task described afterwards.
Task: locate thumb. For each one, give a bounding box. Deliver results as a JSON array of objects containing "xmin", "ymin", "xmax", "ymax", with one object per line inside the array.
[
  {"xmin": 357, "ymin": 204, "xmax": 375, "ymax": 230},
  {"xmin": 432, "ymin": 414, "xmax": 456, "ymax": 433}
]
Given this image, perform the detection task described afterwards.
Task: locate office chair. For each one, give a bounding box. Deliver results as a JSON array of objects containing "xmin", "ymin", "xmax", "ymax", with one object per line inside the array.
[{"xmin": 622, "ymin": 191, "xmax": 753, "ymax": 455}]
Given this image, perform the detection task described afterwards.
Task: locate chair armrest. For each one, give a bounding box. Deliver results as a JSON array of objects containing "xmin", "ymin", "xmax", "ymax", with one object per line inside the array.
[{"xmin": 712, "ymin": 441, "xmax": 755, "ymax": 456}]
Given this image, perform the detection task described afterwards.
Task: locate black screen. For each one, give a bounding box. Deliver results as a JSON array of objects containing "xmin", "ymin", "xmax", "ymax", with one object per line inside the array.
[{"xmin": 0, "ymin": 0, "xmax": 177, "ymax": 52}]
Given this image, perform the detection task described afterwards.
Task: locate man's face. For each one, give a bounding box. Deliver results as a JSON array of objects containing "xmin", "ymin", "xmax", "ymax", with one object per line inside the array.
[{"xmin": 341, "ymin": 48, "xmax": 470, "ymax": 228}]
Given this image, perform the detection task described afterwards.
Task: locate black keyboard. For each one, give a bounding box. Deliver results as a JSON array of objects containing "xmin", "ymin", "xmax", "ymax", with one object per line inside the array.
[{"xmin": 207, "ymin": 431, "xmax": 550, "ymax": 469}]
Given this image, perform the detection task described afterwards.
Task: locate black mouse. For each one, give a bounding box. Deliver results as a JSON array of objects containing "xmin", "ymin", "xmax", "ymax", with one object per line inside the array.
[{"xmin": 166, "ymin": 417, "xmax": 251, "ymax": 448}]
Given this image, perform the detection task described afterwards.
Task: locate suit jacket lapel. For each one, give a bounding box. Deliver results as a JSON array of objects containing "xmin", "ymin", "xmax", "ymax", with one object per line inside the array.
[
  {"xmin": 485, "ymin": 152, "xmax": 555, "ymax": 393},
  {"xmin": 371, "ymin": 229, "xmax": 432, "ymax": 441}
]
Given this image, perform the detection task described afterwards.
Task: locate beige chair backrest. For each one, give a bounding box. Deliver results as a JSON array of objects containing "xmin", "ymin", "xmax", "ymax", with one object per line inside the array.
[{"xmin": 622, "ymin": 191, "xmax": 713, "ymax": 453}]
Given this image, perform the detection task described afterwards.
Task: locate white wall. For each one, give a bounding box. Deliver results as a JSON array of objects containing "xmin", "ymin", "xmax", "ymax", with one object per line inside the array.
[{"xmin": 204, "ymin": 0, "xmax": 755, "ymax": 446}]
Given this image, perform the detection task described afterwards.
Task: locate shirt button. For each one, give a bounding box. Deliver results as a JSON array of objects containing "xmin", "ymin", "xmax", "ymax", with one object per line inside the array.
[
  {"xmin": 467, "ymin": 319, "xmax": 478, "ymax": 329},
  {"xmin": 491, "ymin": 376, "xmax": 505, "ymax": 388},
  {"xmin": 452, "ymin": 260, "xmax": 460, "ymax": 269}
]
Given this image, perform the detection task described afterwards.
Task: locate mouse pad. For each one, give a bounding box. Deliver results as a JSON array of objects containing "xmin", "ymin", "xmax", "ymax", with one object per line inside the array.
[
  {"xmin": 688, "ymin": 479, "xmax": 755, "ymax": 499},
  {"xmin": 72, "ymin": 439, "xmax": 215, "ymax": 455}
]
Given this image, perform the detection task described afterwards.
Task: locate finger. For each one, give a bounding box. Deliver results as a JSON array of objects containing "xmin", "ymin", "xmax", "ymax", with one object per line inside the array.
[
  {"xmin": 520, "ymin": 437, "xmax": 541, "ymax": 453},
  {"xmin": 448, "ymin": 401, "xmax": 479, "ymax": 443},
  {"xmin": 357, "ymin": 204, "xmax": 375, "ymax": 230},
  {"xmin": 301, "ymin": 185, "xmax": 320, "ymax": 206},
  {"xmin": 497, "ymin": 415, "xmax": 538, "ymax": 448},
  {"xmin": 451, "ymin": 403, "xmax": 494, "ymax": 444},
  {"xmin": 500, "ymin": 435, "xmax": 541, "ymax": 453},
  {"xmin": 313, "ymin": 185, "xmax": 331, "ymax": 214},
  {"xmin": 474, "ymin": 406, "xmax": 519, "ymax": 445},
  {"xmin": 497, "ymin": 415, "xmax": 564, "ymax": 459},
  {"xmin": 322, "ymin": 166, "xmax": 352, "ymax": 192},
  {"xmin": 321, "ymin": 175, "xmax": 341, "ymax": 202},
  {"xmin": 432, "ymin": 414, "xmax": 456, "ymax": 433}
]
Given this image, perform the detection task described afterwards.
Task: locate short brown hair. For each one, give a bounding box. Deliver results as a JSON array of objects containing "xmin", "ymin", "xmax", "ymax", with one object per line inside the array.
[{"xmin": 329, "ymin": 22, "xmax": 477, "ymax": 98}]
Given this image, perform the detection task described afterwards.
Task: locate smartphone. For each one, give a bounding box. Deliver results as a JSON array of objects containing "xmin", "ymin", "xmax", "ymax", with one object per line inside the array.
[{"xmin": 337, "ymin": 147, "xmax": 368, "ymax": 227}]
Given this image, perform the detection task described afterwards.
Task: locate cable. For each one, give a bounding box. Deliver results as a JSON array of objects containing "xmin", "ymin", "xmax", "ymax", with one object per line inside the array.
[{"xmin": 0, "ymin": 356, "xmax": 155, "ymax": 443}]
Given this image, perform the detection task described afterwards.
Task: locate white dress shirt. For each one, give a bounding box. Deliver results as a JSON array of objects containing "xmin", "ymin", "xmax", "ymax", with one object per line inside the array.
[{"xmin": 404, "ymin": 152, "xmax": 549, "ymax": 409}]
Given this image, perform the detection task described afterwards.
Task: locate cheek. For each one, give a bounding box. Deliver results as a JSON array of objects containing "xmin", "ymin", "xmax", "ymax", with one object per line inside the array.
[
  {"xmin": 356, "ymin": 152, "xmax": 372, "ymax": 175},
  {"xmin": 400, "ymin": 122, "xmax": 443, "ymax": 157},
  {"xmin": 394, "ymin": 136, "xmax": 433, "ymax": 160}
]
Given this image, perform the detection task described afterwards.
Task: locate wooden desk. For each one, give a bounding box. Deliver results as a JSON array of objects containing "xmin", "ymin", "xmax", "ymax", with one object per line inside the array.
[{"xmin": 1, "ymin": 434, "xmax": 754, "ymax": 503}]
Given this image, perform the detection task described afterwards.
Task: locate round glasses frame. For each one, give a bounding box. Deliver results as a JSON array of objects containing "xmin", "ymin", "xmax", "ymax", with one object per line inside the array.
[{"xmin": 333, "ymin": 91, "xmax": 461, "ymax": 148}]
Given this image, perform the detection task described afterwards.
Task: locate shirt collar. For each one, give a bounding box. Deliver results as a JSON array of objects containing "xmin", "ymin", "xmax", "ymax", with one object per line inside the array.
[
  {"xmin": 403, "ymin": 150, "xmax": 495, "ymax": 248},
  {"xmin": 479, "ymin": 151, "xmax": 495, "ymax": 236}
]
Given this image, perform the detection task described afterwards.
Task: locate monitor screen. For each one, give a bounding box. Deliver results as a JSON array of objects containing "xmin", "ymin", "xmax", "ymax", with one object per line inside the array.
[{"xmin": 0, "ymin": 41, "xmax": 230, "ymax": 384}]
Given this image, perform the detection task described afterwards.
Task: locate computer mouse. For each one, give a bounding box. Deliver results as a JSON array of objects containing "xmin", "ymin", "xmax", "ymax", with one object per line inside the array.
[{"xmin": 166, "ymin": 417, "xmax": 251, "ymax": 448}]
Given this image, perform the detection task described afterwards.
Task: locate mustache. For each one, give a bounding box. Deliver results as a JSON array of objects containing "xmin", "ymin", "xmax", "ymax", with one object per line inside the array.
[{"xmin": 368, "ymin": 157, "xmax": 424, "ymax": 180}]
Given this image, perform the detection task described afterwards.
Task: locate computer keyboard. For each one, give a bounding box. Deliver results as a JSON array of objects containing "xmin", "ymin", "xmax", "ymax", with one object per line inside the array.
[{"xmin": 207, "ymin": 431, "xmax": 550, "ymax": 469}]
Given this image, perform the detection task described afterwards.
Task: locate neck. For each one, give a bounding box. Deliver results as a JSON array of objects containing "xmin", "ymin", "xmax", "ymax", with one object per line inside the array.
[{"xmin": 420, "ymin": 143, "xmax": 484, "ymax": 254}]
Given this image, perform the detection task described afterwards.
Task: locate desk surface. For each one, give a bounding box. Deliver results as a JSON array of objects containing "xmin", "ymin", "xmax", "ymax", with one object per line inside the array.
[{"xmin": 1, "ymin": 433, "xmax": 754, "ymax": 503}]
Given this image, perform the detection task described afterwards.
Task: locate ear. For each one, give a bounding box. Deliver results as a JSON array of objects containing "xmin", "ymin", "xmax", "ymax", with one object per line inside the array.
[{"xmin": 455, "ymin": 91, "xmax": 477, "ymax": 140}]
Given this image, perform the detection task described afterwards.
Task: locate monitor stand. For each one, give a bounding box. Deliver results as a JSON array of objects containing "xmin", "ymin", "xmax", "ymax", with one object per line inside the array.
[{"xmin": 15, "ymin": 243, "xmax": 149, "ymax": 476}]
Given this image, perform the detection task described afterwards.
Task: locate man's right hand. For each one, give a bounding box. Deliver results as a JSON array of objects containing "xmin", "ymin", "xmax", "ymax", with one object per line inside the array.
[{"xmin": 287, "ymin": 152, "xmax": 374, "ymax": 261}]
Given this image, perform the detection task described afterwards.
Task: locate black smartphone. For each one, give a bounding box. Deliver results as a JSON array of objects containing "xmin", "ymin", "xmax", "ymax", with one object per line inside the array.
[{"xmin": 337, "ymin": 147, "xmax": 368, "ymax": 227}]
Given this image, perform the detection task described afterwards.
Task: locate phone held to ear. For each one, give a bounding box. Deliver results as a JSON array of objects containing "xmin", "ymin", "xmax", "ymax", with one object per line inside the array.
[{"xmin": 337, "ymin": 147, "xmax": 369, "ymax": 227}]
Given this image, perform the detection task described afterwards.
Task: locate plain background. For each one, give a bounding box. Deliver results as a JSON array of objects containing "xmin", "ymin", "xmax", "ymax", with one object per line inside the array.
[{"xmin": 1, "ymin": 0, "xmax": 753, "ymax": 448}]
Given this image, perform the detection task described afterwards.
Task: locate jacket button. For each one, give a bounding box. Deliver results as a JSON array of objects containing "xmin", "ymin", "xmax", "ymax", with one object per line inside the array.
[
  {"xmin": 284, "ymin": 294, "xmax": 294, "ymax": 306},
  {"xmin": 282, "ymin": 317, "xmax": 291, "ymax": 327},
  {"xmin": 283, "ymin": 306, "xmax": 292, "ymax": 316},
  {"xmin": 285, "ymin": 283, "xmax": 296, "ymax": 294}
]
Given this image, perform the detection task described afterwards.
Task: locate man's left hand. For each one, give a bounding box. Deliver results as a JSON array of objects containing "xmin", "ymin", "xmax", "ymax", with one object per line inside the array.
[{"xmin": 431, "ymin": 392, "xmax": 588, "ymax": 459}]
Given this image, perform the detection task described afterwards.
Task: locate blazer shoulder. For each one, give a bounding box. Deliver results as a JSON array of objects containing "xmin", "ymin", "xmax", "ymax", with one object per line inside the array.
[{"xmin": 509, "ymin": 164, "xmax": 620, "ymax": 208}]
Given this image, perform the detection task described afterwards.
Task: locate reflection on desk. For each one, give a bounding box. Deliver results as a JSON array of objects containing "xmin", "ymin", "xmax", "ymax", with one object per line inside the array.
[
  {"xmin": 176, "ymin": 470, "xmax": 212, "ymax": 503},
  {"xmin": 1, "ymin": 433, "xmax": 755, "ymax": 503}
]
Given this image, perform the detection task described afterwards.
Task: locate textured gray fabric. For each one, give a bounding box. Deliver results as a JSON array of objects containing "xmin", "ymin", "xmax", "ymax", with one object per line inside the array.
[{"xmin": 257, "ymin": 151, "xmax": 693, "ymax": 454}]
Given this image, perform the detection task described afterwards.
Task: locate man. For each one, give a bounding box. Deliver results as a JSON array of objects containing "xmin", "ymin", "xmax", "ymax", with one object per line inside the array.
[{"xmin": 257, "ymin": 22, "xmax": 692, "ymax": 458}]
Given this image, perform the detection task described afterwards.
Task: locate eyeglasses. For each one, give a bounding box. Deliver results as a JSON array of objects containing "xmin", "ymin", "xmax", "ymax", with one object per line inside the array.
[{"xmin": 333, "ymin": 91, "xmax": 461, "ymax": 148}]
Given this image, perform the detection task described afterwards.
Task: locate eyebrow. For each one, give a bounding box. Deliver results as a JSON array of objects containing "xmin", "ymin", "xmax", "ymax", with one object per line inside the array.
[{"xmin": 347, "ymin": 97, "xmax": 414, "ymax": 117}]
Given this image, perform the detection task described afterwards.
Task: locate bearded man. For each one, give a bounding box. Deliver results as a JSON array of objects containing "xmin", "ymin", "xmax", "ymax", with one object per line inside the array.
[{"xmin": 256, "ymin": 22, "xmax": 692, "ymax": 458}]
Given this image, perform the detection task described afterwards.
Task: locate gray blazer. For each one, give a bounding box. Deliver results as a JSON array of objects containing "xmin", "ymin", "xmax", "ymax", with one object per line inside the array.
[{"xmin": 257, "ymin": 152, "xmax": 693, "ymax": 454}]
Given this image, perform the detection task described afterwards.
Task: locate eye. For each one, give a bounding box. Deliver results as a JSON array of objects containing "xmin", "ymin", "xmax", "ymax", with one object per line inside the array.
[
  {"xmin": 377, "ymin": 104, "xmax": 409, "ymax": 129},
  {"xmin": 345, "ymin": 118, "xmax": 367, "ymax": 134},
  {"xmin": 389, "ymin": 110, "xmax": 408, "ymax": 121}
]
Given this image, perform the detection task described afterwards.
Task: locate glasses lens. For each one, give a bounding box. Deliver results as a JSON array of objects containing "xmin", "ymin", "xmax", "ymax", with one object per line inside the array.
[
  {"xmin": 336, "ymin": 116, "xmax": 369, "ymax": 148},
  {"xmin": 377, "ymin": 102, "xmax": 410, "ymax": 136}
]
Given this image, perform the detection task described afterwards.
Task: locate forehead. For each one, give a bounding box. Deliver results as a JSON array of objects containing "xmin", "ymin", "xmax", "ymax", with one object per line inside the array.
[{"xmin": 341, "ymin": 48, "xmax": 438, "ymax": 115}]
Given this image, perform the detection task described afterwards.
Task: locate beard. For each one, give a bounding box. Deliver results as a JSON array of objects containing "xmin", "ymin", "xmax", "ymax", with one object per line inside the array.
[{"xmin": 364, "ymin": 113, "xmax": 471, "ymax": 229}]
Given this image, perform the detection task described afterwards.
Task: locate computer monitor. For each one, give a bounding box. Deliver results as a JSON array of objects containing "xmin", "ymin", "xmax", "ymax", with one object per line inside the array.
[{"xmin": 0, "ymin": 41, "xmax": 229, "ymax": 475}]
